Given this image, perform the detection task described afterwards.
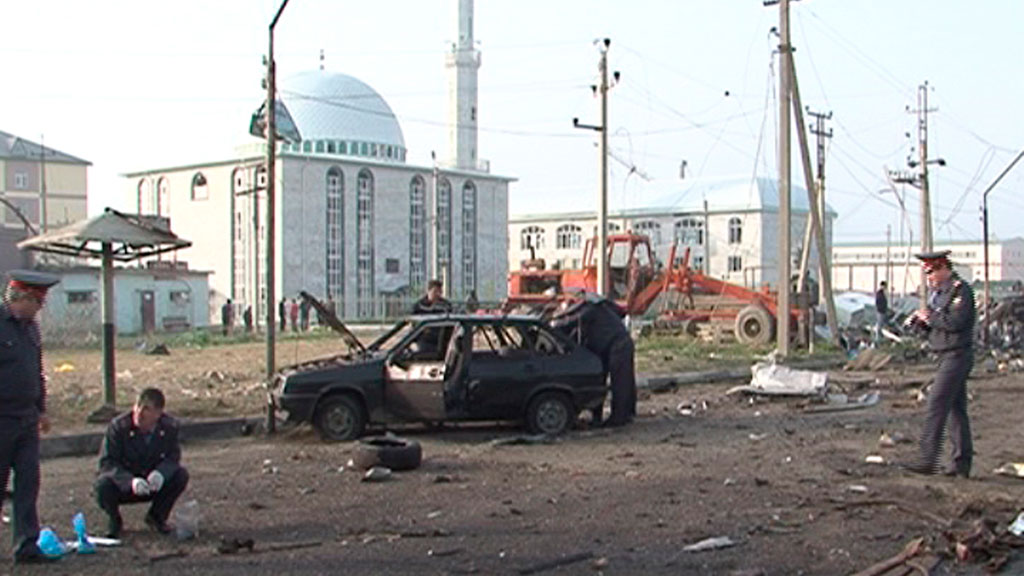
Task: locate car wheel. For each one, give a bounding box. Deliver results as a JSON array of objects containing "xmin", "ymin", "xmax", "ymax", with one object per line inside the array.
[
  {"xmin": 352, "ymin": 436, "xmax": 423, "ymax": 471},
  {"xmin": 313, "ymin": 394, "xmax": 366, "ymax": 442},
  {"xmin": 525, "ymin": 391, "xmax": 573, "ymax": 436},
  {"xmin": 734, "ymin": 305, "xmax": 775, "ymax": 346}
]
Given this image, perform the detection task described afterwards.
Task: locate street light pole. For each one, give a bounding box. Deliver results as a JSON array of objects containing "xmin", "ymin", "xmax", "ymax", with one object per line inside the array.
[
  {"xmin": 981, "ymin": 149, "xmax": 1024, "ymax": 345},
  {"xmin": 265, "ymin": 0, "xmax": 291, "ymax": 433}
]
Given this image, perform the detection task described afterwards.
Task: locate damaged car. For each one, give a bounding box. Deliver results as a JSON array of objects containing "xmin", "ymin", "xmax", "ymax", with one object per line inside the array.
[{"xmin": 272, "ymin": 313, "xmax": 607, "ymax": 441}]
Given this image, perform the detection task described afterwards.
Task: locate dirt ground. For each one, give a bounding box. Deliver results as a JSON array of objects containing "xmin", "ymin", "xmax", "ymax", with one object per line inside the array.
[{"xmin": 8, "ymin": 339, "xmax": 1024, "ymax": 575}]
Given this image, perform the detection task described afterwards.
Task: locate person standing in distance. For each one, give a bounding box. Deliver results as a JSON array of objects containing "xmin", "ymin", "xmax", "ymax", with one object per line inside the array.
[
  {"xmin": 94, "ymin": 388, "xmax": 189, "ymax": 537},
  {"xmin": 874, "ymin": 281, "xmax": 889, "ymax": 346},
  {"xmin": 903, "ymin": 250, "xmax": 976, "ymax": 478},
  {"xmin": 0, "ymin": 270, "xmax": 59, "ymax": 564},
  {"xmin": 412, "ymin": 279, "xmax": 453, "ymax": 315}
]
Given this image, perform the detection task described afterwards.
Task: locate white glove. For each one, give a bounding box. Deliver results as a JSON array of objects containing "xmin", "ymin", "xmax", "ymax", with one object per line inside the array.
[
  {"xmin": 146, "ymin": 470, "xmax": 165, "ymax": 493},
  {"xmin": 131, "ymin": 477, "xmax": 151, "ymax": 496}
]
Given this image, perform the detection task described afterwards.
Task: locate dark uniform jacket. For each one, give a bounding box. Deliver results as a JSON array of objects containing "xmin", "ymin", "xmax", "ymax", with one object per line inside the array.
[
  {"xmin": 550, "ymin": 297, "xmax": 628, "ymax": 361},
  {"xmin": 97, "ymin": 412, "xmax": 183, "ymax": 492},
  {"xmin": 921, "ymin": 273, "xmax": 976, "ymax": 352},
  {"xmin": 0, "ymin": 304, "xmax": 46, "ymax": 420},
  {"xmin": 412, "ymin": 296, "xmax": 453, "ymax": 315},
  {"xmin": 875, "ymin": 289, "xmax": 889, "ymax": 315}
]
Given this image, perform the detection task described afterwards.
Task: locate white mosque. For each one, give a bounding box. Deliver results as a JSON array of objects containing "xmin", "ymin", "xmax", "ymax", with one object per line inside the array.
[{"xmin": 125, "ymin": 0, "xmax": 511, "ymax": 322}]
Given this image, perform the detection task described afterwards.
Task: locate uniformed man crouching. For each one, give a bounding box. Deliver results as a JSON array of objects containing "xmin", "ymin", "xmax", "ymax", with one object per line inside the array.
[
  {"xmin": 94, "ymin": 388, "xmax": 189, "ymax": 538},
  {"xmin": 903, "ymin": 250, "xmax": 976, "ymax": 478}
]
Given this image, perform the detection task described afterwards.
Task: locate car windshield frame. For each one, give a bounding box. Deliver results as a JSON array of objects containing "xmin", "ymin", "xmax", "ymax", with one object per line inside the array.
[{"xmin": 367, "ymin": 319, "xmax": 413, "ymax": 352}]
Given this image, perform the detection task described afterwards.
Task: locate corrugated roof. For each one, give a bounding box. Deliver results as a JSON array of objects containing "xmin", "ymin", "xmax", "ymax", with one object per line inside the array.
[{"xmin": 0, "ymin": 130, "xmax": 91, "ymax": 165}]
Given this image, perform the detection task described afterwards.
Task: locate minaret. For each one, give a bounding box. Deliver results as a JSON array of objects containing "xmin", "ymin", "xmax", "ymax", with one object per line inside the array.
[{"xmin": 446, "ymin": 0, "xmax": 481, "ymax": 171}]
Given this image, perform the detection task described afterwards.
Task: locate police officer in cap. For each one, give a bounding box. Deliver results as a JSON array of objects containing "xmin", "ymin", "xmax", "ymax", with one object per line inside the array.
[
  {"xmin": 550, "ymin": 293, "xmax": 636, "ymax": 427},
  {"xmin": 903, "ymin": 250, "xmax": 976, "ymax": 478},
  {"xmin": 0, "ymin": 270, "xmax": 59, "ymax": 563}
]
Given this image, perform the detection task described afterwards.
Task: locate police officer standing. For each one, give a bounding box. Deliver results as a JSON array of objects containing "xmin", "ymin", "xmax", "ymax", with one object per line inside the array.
[
  {"xmin": 551, "ymin": 294, "xmax": 636, "ymax": 427},
  {"xmin": 903, "ymin": 250, "xmax": 976, "ymax": 478},
  {"xmin": 0, "ymin": 270, "xmax": 59, "ymax": 563}
]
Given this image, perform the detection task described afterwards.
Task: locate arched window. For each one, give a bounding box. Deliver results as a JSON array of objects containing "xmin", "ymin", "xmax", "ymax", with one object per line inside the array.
[
  {"xmin": 137, "ymin": 179, "xmax": 151, "ymax": 213},
  {"xmin": 520, "ymin": 226, "xmax": 545, "ymax": 251},
  {"xmin": 156, "ymin": 177, "xmax": 170, "ymax": 215},
  {"xmin": 728, "ymin": 217, "xmax": 742, "ymax": 244},
  {"xmin": 461, "ymin": 181, "xmax": 477, "ymax": 294},
  {"xmin": 633, "ymin": 220, "xmax": 661, "ymax": 248},
  {"xmin": 357, "ymin": 169, "xmax": 375, "ymax": 317},
  {"xmin": 409, "ymin": 176, "xmax": 427, "ymax": 291},
  {"xmin": 674, "ymin": 218, "xmax": 704, "ymax": 245},
  {"xmin": 326, "ymin": 167, "xmax": 345, "ymax": 302},
  {"xmin": 437, "ymin": 177, "xmax": 452, "ymax": 281},
  {"xmin": 191, "ymin": 173, "xmax": 209, "ymax": 201},
  {"xmin": 556, "ymin": 224, "xmax": 583, "ymax": 250}
]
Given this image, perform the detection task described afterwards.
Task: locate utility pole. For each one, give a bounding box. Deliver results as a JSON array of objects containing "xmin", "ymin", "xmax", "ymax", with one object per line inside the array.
[
  {"xmin": 980, "ymin": 149, "xmax": 1024, "ymax": 345},
  {"xmin": 573, "ymin": 39, "xmax": 618, "ymax": 297},
  {"xmin": 771, "ymin": 0, "xmax": 794, "ymax": 357},
  {"xmin": 264, "ymin": 0, "xmax": 291, "ymax": 433},
  {"xmin": 39, "ymin": 134, "xmax": 49, "ymax": 233},
  {"xmin": 429, "ymin": 151, "xmax": 439, "ymax": 286},
  {"xmin": 904, "ymin": 82, "xmax": 942, "ymax": 304}
]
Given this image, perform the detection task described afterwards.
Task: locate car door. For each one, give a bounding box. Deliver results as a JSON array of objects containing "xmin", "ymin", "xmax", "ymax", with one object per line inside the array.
[
  {"xmin": 463, "ymin": 323, "xmax": 543, "ymax": 418},
  {"xmin": 383, "ymin": 322, "xmax": 456, "ymax": 421}
]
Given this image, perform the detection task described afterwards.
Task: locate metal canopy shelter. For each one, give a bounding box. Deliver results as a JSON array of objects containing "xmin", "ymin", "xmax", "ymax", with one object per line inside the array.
[{"xmin": 18, "ymin": 208, "xmax": 191, "ymax": 422}]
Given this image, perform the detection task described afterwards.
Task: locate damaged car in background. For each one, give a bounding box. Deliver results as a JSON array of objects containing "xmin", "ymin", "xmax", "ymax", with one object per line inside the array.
[{"xmin": 272, "ymin": 313, "xmax": 607, "ymax": 441}]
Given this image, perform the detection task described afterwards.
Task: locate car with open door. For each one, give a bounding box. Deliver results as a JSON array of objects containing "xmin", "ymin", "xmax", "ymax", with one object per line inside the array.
[{"xmin": 272, "ymin": 312, "xmax": 607, "ymax": 441}]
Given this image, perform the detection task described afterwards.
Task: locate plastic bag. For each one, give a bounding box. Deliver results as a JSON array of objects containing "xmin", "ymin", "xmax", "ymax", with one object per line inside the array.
[
  {"xmin": 73, "ymin": 511, "xmax": 96, "ymax": 554},
  {"xmin": 172, "ymin": 499, "xmax": 200, "ymax": 541},
  {"xmin": 37, "ymin": 527, "xmax": 67, "ymax": 558}
]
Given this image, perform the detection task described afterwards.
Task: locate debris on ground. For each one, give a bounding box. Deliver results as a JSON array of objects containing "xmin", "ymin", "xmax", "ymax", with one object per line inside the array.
[
  {"xmin": 993, "ymin": 462, "xmax": 1024, "ymax": 478},
  {"xmin": 362, "ymin": 466, "xmax": 392, "ymax": 482},
  {"xmin": 145, "ymin": 344, "xmax": 171, "ymax": 356},
  {"xmin": 681, "ymin": 536, "xmax": 737, "ymax": 553},
  {"xmin": 516, "ymin": 551, "xmax": 595, "ymax": 575},
  {"xmin": 54, "ymin": 362, "xmax": 75, "ymax": 372},
  {"xmin": 726, "ymin": 362, "xmax": 827, "ymax": 397},
  {"xmin": 945, "ymin": 517, "xmax": 1024, "ymax": 572},
  {"xmin": 489, "ymin": 434, "xmax": 559, "ymax": 447},
  {"xmin": 804, "ymin": 391, "xmax": 880, "ymax": 413},
  {"xmin": 843, "ymin": 348, "xmax": 893, "ymax": 372}
]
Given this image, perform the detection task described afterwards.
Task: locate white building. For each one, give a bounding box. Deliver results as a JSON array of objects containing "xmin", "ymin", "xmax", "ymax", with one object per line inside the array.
[
  {"xmin": 509, "ymin": 176, "xmax": 836, "ymax": 289},
  {"xmin": 124, "ymin": 1, "xmax": 511, "ymax": 322},
  {"xmin": 832, "ymin": 237, "xmax": 1024, "ymax": 295}
]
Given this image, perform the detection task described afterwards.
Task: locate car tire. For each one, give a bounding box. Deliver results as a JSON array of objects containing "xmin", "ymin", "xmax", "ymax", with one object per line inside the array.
[
  {"xmin": 525, "ymin": 391, "xmax": 573, "ymax": 436},
  {"xmin": 352, "ymin": 436, "xmax": 423, "ymax": 471},
  {"xmin": 313, "ymin": 394, "xmax": 367, "ymax": 442}
]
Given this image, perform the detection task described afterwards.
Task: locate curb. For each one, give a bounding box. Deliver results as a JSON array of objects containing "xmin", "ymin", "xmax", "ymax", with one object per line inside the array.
[{"xmin": 41, "ymin": 417, "xmax": 264, "ymax": 460}]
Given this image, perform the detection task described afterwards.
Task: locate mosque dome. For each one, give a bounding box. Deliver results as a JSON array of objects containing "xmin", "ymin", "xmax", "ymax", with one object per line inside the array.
[{"xmin": 278, "ymin": 70, "xmax": 407, "ymax": 163}]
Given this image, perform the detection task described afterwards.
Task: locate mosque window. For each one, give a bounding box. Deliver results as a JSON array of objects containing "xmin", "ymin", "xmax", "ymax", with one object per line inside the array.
[
  {"xmin": 521, "ymin": 226, "xmax": 545, "ymax": 251},
  {"xmin": 462, "ymin": 181, "xmax": 477, "ymax": 295},
  {"xmin": 302, "ymin": 141, "xmax": 312, "ymax": 153},
  {"xmin": 315, "ymin": 141, "xmax": 325, "ymax": 153},
  {"xmin": 339, "ymin": 141, "xmax": 348, "ymax": 155},
  {"xmin": 360, "ymin": 142, "xmax": 368, "ymax": 156},
  {"xmin": 357, "ymin": 169, "xmax": 375, "ymax": 318},
  {"xmin": 409, "ymin": 176, "xmax": 427, "ymax": 291},
  {"xmin": 327, "ymin": 142, "xmax": 336, "ymax": 154},
  {"xmin": 556, "ymin": 224, "xmax": 583, "ymax": 250},
  {"xmin": 608, "ymin": 222, "xmax": 621, "ymax": 233},
  {"xmin": 326, "ymin": 167, "xmax": 345, "ymax": 302},
  {"xmin": 437, "ymin": 178, "xmax": 453, "ymax": 277},
  {"xmin": 633, "ymin": 220, "xmax": 661, "ymax": 248},
  {"xmin": 191, "ymin": 173, "xmax": 208, "ymax": 201},
  {"xmin": 371, "ymin": 144, "xmax": 378, "ymax": 157},
  {"xmin": 728, "ymin": 217, "xmax": 742, "ymax": 244},
  {"xmin": 674, "ymin": 218, "xmax": 703, "ymax": 245},
  {"xmin": 728, "ymin": 255, "xmax": 743, "ymax": 272},
  {"xmin": 157, "ymin": 177, "xmax": 170, "ymax": 214}
]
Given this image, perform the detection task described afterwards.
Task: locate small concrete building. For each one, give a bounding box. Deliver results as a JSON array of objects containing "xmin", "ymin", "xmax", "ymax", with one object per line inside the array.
[
  {"xmin": 832, "ymin": 237, "xmax": 1024, "ymax": 295},
  {"xmin": 38, "ymin": 263, "xmax": 210, "ymax": 338},
  {"xmin": 509, "ymin": 176, "xmax": 836, "ymax": 289}
]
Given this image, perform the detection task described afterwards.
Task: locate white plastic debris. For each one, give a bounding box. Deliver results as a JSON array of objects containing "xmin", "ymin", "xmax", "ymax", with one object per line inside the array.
[
  {"xmin": 683, "ymin": 536, "xmax": 736, "ymax": 553},
  {"xmin": 727, "ymin": 362, "xmax": 828, "ymax": 396},
  {"xmin": 993, "ymin": 463, "xmax": 1024, "ymax": 478},
  {"xmin": 846, "ymin": 485, "xmax": 869, "ymax": 494},
  {"xmin": 865, "ymin": 455, "xmax": 885, "ymax": 465},
  {"xmin": 1008, "ymin": 512, "xmax": 1024, "ymax": 537},
  {"xmin": 362, "ymin": 466, "xmax": 392, "ymax": 482}
]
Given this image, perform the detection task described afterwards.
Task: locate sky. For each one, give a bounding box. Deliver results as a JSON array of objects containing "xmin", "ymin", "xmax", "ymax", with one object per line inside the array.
[{"xmin": 3, "ymin": 0, "xmax": 1023, "ymax": 246}]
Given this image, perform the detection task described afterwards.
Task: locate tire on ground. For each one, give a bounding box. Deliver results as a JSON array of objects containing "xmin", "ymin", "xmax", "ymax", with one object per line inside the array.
[
  {"xmin": 352, "ymin": 436, "xmax": 423, "ymax": 471},
  {"xmin": 734, "ymin": 305, "xmax": 775, "ymax": 346},
  {"xmin": 525, "ymin": 390, "xmax": 574, "ymax": 436},
  {"xmin": 313, "ymin": 394, "xmax": 367, "ymax": 442}
]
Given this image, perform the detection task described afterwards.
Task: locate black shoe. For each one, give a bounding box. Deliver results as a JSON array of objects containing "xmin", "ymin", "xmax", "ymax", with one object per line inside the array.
[
  {"xmin": 106, "ymin": 513, "xmax": 123, "ymax": 539},
  {"xmin": 943, "ymin": 468, "xmax": 970, "ymax": 479},
  {"xmin": 901, "ymin": 462, "xmax": 937, "ymax": 476},
  {"xmin": 145, "ymin": 513, "xmax": 172, "ymax": 535},
  {"xmin": 14, "ymin": 548, "xmax": 60, "ymax": 564}
]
